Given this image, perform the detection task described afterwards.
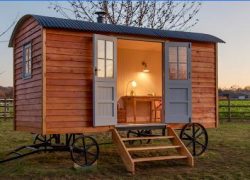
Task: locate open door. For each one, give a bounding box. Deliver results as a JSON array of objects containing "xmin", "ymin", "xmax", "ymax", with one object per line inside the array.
[
  {"xmin": 164, "ymin": 42, "xmax": 192, "ymax": 123},
  {"xmin": 93, "ymin": 34, "xmax": 117, "ymax": 126}
]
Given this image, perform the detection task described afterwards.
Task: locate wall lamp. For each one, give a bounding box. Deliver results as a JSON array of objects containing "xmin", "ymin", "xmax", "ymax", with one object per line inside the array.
[{"xmin": 142, "ymin": 61, "xmax": 150, "ymax": 73}]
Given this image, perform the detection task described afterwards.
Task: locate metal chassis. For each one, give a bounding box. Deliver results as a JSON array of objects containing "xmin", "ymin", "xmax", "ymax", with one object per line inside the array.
[{"xmin": 0, "ymin": 134, "xmax": 78, "ymax": 164}]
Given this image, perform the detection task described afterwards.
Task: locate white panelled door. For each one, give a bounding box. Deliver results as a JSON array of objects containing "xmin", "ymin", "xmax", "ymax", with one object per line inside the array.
[
  {"xmin": 93, "ymin": 34, "xmax": 117, "ymax": 126},
  {"xmin": 164, "ymin": 42, "xmax": 192, "ymax": 123}
]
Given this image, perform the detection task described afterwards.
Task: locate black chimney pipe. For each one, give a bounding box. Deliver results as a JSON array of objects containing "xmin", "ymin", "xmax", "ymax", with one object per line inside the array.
[{"xmin": 95, "ymin": 11, "xmax": 106, "ymax": 23}]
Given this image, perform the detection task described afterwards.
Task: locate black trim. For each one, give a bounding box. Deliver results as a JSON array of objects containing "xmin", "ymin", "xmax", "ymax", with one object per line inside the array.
[{"xmin": 9, "ymin": 14, "xmax": 225, "ymax": 47}]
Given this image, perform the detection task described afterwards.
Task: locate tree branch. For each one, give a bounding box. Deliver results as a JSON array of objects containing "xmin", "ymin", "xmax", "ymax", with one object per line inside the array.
[{"xmin": 49, "ymin": 0, "xmax": 202, "ymax": 31}]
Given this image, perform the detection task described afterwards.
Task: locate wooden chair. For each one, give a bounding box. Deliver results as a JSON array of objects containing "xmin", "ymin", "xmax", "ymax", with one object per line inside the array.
[
  {"xmin": 117, "ymin": 101, "xmax": 127, "ymax": 123},
  {"xmin": 152, "ymin": 100, "xmax": 162, "ymax": 122}
]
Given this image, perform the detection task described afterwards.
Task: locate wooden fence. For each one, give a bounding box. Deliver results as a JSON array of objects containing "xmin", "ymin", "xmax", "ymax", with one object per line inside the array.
[
  {"xmin": 219, "ymin": 97, "xmax": 250, "ymax": 121},
  {"xmin": 1, "ymin": 97, "xmax": 249, "ymax": 121},
  {"xmin": 0, "ymin": 99, "xmax": 14, "ymax": 120}
]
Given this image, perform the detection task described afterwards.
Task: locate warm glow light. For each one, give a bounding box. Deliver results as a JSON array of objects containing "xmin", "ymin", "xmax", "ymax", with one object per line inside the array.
[
  {"xmin": 126, "ymin": 80, "xmax": 137, "ymax": 96},
  {"xmin": 143, "ymin": 69, "xmax": 150, "ymax": 73},
  {"xmin": 131, "ymin": 80, "xmax": 137, "ymax": 88},
  {"xmin": 137, "ymin": 72, "xmax": 149, "ymax": 80}
]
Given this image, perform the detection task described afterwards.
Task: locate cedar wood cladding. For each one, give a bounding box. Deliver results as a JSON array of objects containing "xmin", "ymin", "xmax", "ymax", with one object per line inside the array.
[
  {"xmin": 13, "ymin": 18, "xmax": 217, "ymax": 134},
  {"xmin": 191, "ymin": 42, "xmax": 216, "ymax": 128},
  {"xmin": 44, "ymin": 29, "xmax": 217, "ymax": 134},
  {"xmin": 14, "ymin": 17, "xmax": 43, "ymax": 133},
  {"xmin": 45, "ymin": 29, "xmax": 93, "ymax": 134}
]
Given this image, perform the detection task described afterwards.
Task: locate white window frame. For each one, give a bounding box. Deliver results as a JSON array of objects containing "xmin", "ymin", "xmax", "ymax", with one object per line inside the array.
[
  {"xmin": 95, "ymin": 38, "xmax": 116, "ymax": 80},
  {"xmin": 22, "ymin": 43, "xmax": 32, "ymax": 79}
]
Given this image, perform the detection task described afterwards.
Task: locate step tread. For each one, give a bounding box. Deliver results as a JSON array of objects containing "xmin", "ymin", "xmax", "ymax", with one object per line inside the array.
[
  {"xmin": 122, "ymin": 136, "xmax": 174, "ymax": 141},
  {"xmin": 133, "ymin": 155, "xmax": 187, "ymax": 163},
  {"xmin": 127, "ymin": 145, "xmax": 181, "ymax": 151},
  {"xmin": 116, "ymin": 124, "xmax": 166, "ymax": 131}
]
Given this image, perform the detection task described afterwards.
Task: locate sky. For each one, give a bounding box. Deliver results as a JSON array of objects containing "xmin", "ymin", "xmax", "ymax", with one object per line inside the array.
[{"xmin": 0, "ymin": 1, "xmax": 250, "ymax": 88}]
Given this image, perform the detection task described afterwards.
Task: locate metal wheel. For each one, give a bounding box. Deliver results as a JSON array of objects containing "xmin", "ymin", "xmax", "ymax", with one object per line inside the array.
[
  {"xmin": 33, "ymin": 134, "xmax": 53, "ymax": 144},
  {"xmin": 127, "ymin": 130, "xmax": 152, "ymax": 145},
  {"xmin": 180, "ymin": 123, "xmax": 208, "ymax": 156},
  {"xmin": 33, "ymin": 134, "xmax": 60, "ymax": 145},
  {"xmin": 70, "ymin": 135, "xmax": 99, "ymax": 167}
]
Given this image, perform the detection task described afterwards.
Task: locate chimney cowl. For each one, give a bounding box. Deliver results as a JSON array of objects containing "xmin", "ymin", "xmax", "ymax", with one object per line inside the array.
[{"xmin": 95, "ymin": 11, "xmax": 106, "ymax": 23}]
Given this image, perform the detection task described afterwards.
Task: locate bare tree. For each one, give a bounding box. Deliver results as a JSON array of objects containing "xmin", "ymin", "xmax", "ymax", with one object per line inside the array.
[
  {"xmin": 244, "ymin": 86, "xmax": 250, "ymax": 91},
  {"xmin": 50, "ymin": 0, "xmax": 201, "ymax": 31},
  {"xmin": 0, "ymin": 16, "xmax": 17, "ymax": 43},
  {"xmin": 0, "ymin": 21, "xmax": 16, "ymax": 38}
]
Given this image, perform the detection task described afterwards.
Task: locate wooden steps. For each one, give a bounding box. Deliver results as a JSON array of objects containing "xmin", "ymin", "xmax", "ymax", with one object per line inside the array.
[
  {"xmin": 112, "ymin": 126, "xmax": 194, "ymax": 174},
  {"xmin": 127, "ymin": 145, "xmax": 180, "ymax": 151},
  {"xmin": 133, "ymin": 155, "xmax": 187, "ymax": 163},
  {"xmin": 115, "ymin": 124, "xmax": 166, "ymax": 131},
  {"xmin": 121, "ymin": 136, "xmax": 174, "ymax": 141}
]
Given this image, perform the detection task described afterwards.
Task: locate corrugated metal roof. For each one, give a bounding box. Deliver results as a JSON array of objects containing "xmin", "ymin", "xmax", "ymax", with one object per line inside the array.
[{"xmin": 9, "ymin": 14, "xmax": 225, "ymax": 47}]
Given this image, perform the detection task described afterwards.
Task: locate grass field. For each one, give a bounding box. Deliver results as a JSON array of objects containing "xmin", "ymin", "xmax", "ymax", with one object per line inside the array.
[
  {"xmin": 219, "ymin": 100, "xmax": 250, "ymax": 119},
  {"xmin": 0, "ymin": 120, "xmax": 250, "ymax": 179}
]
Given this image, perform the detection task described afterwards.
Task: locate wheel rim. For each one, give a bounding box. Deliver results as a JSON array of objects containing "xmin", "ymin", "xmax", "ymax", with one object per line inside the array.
[
  {"xmin": 180, "ymin": 123, "xmax": 208, "ymax": 156},
  {"xmin": 70, "ymin": 135, "xmax": 99, "ymax": 166}
]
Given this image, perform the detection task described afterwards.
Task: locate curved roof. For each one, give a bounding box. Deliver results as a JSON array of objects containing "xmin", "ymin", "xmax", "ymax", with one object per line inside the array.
[{"xmin": 9, "ymin": 14, "xmax": 225, "ymax": 47}]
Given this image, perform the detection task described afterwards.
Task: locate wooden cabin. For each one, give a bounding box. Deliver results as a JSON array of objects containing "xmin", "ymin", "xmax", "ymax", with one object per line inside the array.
[{"xmin": 9, "ymin": 14, "xmax": 224, "ymax": 135}]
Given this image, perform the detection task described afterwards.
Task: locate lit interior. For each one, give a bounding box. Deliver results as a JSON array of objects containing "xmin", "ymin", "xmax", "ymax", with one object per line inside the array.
[{"xmin": 117, "ymin": 39, "xmax": 163, "ymax": 123}]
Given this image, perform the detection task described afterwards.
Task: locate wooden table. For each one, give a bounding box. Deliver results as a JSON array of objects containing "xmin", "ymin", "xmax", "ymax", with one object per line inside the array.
[{"xmin": 122, "ymin": 96, "xmax": 162, "ymax": 123}]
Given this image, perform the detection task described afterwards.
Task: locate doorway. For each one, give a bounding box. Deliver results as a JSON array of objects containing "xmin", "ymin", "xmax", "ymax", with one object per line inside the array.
[
  {"xmin": 116, "ymin": 39, "xmax": 163, "ymax": 124},
  {"xmin": 92, "ymin": 34, "xmax": 192, "ymax": 127}
]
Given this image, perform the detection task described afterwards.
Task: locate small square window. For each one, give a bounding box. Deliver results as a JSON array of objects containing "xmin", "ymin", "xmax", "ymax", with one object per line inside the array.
[
  {"xmin": 96, "ymin": 40, "xmax": 114, "ymax": 78},
  {"xmin": 22, "ymin": 43, "xmax": 32, "ymax": 79},
  {"xmin": 168, "ymin": 46, "xmax": 188, "ymax": 80}
]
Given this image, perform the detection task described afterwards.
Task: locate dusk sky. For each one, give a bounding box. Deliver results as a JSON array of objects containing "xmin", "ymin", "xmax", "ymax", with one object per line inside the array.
[{"xmin": 0, "ymin": 1, "xmax": 250, "ymax": 88}]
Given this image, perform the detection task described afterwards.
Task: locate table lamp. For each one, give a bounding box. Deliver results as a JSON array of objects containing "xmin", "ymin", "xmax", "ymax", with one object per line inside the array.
[{"xmin": 126, "ymin": 80, "xmax": 137, "ymax": 96}]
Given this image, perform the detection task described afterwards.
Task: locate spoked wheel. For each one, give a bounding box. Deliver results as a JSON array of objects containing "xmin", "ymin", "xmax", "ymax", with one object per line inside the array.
[
  {"xmin": 180, "ymin": 123, "xmax": 208, "ymax": 156},
  {"xmin": 70, "ymin": 135, "xmax": 99, "ymax": 167},
  {"xmin": 127, "ymin": 130, "xmax": 152, "ymax": 145},
  {"xmin": 33, "ymin": 134, "xmax": 54, "ymax": 144}
]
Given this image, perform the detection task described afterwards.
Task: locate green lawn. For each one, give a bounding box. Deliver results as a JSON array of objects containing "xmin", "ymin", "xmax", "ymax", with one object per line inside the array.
[
  {"xmin": 219, "ymin": 100, "xmax": 250, "ymax": 119},
  {"xmin": 0, "ymin": 120, "xmax": 250, "ymax": 179}
]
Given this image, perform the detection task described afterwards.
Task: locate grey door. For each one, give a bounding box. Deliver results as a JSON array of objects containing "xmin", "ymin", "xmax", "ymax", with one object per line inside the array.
[
  {"xmin": 164, "ymin": 42, "xmax": 192, "ymax": 123},
  {"xmin": 93, "ymin": 34, "xmax": 117, "ymax": 126}
]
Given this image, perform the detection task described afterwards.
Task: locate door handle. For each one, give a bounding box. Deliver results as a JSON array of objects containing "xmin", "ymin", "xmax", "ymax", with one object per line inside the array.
[
  {"xmin": 95, "ymin": 67, "xmax": 101, "ymax": 71},
  {"xmin": 94, "ymin": 67, "xmax": 101, "ymax": 75}
]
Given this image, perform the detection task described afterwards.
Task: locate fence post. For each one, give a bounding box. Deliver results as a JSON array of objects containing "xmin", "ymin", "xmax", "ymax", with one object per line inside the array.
[
  {"xmin": 4, "ymin": 98, "xmax": 7, "ymax": 121},
  {"xmin": 227, "ymin": 95, "xmax": 231, "ymax": 122}
]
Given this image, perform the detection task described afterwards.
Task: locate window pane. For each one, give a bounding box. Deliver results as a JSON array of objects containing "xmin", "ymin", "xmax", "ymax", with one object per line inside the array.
[
  {"xmin": 25, "ymin": 62, "xmax": 29, "ymax": 75},
  {"xmin": 106, "ymin": 60, "xmax": 113, "ymax": 78},
  {"xmin": 169, "ymin": 47, "xmax": 177, "ymax": 62},
  {"xmin": 179, "ymin": 47, "xmax": 187, "ymax": 63},
  {"xmin": 98, "ymin": 40, "xmax": 105, "ymax": 58},
  {"xmin": 25, "ymin": 48, "xmax": 29, "ymax": 62},
  {"xmin": 26, "ymin": 60, "xmax": 29, "ymax": 74},
  {"xmin": 28, "ymin": 60, "xmax": 32, "ymax": 74},
  {"xmin": 106, "ymin": 41, "xmax": 113, "ymax": 59},
  {"xmin": 26, "ymin": 48, "xmax": 29, "ymax": 61},
  {"xmin": 97, "ymin": 59, "xmax": 105, "ymax": 77},
  {"xmin": 29, "ymin": 46, "xmax": 32, "ymax": 60},
  {"xmin": 179, "ymin": 63, "xmax": 187, "ymax": 80},
  {"xmin": 169, "ymin": 63, "xmax": 177, "ymax": 80}
]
